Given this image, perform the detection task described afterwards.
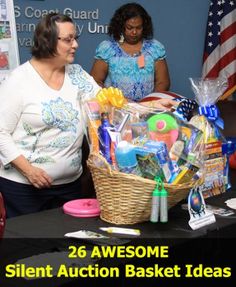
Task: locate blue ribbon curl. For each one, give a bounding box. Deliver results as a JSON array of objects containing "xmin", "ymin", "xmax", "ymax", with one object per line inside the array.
[{"xmin": 198, "ymin": 104, "xmax": 224, "ymax": 130}]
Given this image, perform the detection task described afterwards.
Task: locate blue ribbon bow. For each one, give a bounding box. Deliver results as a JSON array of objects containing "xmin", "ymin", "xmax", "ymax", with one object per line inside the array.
[{"xmin": 198, "ymin": 104, "xmax": 224, "ymax": 130}]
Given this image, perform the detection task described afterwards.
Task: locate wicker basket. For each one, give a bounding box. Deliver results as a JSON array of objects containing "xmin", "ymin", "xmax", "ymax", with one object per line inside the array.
[{"xmin": 87, "ymin": 153, "xmax": 201, "ymax": 225}]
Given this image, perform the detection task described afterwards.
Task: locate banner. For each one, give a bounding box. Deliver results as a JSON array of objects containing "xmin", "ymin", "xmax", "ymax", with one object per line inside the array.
[{"xmin": 0, "ymin": 0, "xmax": 20, "ymax": 84}]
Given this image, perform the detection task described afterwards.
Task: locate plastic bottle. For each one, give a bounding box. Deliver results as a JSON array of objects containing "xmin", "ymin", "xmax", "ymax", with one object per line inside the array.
[
  {"xmin": 87, "ymin": 101, "xmax": 101, "ymax": 153},
  {"xmin": 115, "ymin": 141, "xmax": 141, "ymax": 175},
  {"xmin": 98, "ymin": 112, "xmax": 112, "ymax": 164},
  {"xmin": 160, "ymin": 186, "xmax": 168, "ymax": 223},
  {"xmin": 150, "ymin": 187, "xmax": 160, "ymax": 223}
]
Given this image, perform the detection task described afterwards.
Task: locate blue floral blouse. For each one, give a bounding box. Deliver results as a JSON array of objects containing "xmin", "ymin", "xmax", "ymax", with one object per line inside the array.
[{"xmin": 94, "ymin": 39, "xmax": 167, "ymax": 101}]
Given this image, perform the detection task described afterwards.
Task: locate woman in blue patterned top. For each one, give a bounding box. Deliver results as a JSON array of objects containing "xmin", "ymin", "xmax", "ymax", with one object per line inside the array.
[{"xmin": 90, "ymin": 2, "xmax": 170, "ymax": 102}]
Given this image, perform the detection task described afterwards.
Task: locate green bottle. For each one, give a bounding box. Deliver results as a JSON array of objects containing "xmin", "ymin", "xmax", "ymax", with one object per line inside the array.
[
  {"xmin": 160, "ymin": 185, "xmax": 168, "ymax": 223},
  {"xmin": 150, "ymin": 187, "xmax": 160, "ymax": 223}
]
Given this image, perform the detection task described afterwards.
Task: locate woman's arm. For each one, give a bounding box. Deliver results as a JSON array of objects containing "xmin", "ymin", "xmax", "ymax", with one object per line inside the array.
[
  {"xmin": 154, "ymin": 59, "xmax": 171, "ymax": 92},
  {"xmin": 90, "ymin": 59, "xmax": 109, "ymax": 87},
  {"xmin": 0, "ymin": 70, "xmax": 52, "ymax": 189}
]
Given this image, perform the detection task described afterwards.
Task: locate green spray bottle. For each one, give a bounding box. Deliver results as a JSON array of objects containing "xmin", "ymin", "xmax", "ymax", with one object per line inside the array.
[
  {"xmin": 160, "ymin": 182, "xmax": 168, "ymax": 223},
  {"xmin": 150, "ymin": 179, "xmax": 160, "ymax": 223}
]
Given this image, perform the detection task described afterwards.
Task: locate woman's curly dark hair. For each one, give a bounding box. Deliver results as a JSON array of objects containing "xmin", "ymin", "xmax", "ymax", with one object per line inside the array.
[{"xmin": 108, "ymin": 2, "xmax": 153, "ymax": 41}]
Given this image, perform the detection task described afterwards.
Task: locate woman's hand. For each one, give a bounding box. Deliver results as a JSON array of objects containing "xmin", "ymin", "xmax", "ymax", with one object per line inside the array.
[
  {"xmin": 23, "ymin": 166, "xmax": 53, "ymax": 189},
  {"xmin": 11, "ymin": 155, "xmax": 53, "ymax": 189}
]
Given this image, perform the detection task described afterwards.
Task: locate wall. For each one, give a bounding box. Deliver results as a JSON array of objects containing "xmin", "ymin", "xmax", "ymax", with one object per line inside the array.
[{"xmin": 14, "ymin": 0, "xmax": 210, "ymax": 98}]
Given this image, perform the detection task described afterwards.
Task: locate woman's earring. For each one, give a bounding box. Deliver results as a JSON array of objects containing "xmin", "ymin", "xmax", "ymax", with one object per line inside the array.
[{"xmin": 119, "ymin": 34, "xmax": 124, "ymax": 43}]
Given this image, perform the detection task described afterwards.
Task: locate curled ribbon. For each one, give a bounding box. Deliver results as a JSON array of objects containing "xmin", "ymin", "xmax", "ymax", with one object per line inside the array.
[
  {"xmin": 96, "ymin": 89, "xmax": 110, "ymax": 106},
  {"xmin": 198, "ymin": 104, "xmax": 224, "ymax": 130},
  {"xmin": 96, "ymin": 87, "xmax": 126, "ymax": 108}
]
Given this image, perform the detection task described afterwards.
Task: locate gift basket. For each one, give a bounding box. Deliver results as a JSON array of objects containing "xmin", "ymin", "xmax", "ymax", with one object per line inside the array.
[
  {"xmin": 87, "ymin": 153, "xmax": 202, "ymax": 224},
  {"xmin": 189, "ymin": 77, "xmax": 229, "ymax": 198},
  {"xmin": 85, "ymin": 87, "xmax": 204, "ymax": 224}
]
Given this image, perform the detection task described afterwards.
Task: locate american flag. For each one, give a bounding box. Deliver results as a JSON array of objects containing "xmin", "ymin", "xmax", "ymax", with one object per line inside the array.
[{"xmin": 202, "ymin": 0, "xmax": 236, "ymax": 99}]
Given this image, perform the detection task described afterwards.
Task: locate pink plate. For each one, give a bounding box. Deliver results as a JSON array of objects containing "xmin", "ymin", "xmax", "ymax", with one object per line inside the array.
[{"xmin": 63, "ymin": 199, "xmax": 100, "ymax": 218}]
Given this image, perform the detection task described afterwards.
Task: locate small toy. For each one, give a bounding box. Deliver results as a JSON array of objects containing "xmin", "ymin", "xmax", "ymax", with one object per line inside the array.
[
  {"xmin": 147, "ymin": 113, "xmax": 179, "ymax": 150},
  {"xmin": 188, "ymin": 187, "xmax": 205, "ymax": 218},
  {"xmin": 188, "ymin": 186, "xmax": 216, "ymax": 230}
]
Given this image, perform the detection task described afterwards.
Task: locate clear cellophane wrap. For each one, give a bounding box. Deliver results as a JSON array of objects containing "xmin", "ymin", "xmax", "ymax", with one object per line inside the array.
[
  {"xmin": 84, "ymin": 87, "xmax": 205, "ymax": 185},
  {"xmin": 189, "ymin": 77, "xmax": 228, "ymax": 198}
]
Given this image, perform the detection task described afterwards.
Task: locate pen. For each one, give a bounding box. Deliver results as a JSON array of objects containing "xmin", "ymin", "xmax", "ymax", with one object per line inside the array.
[{"xmin": 99, "ymin": 227, "xmax": 140, "ymax": 236}]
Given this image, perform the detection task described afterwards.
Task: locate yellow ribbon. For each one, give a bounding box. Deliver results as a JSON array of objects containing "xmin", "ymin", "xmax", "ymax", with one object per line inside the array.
[{"xmin": 96, "ymin": 87, "xmax": 126, "ymax": 108}]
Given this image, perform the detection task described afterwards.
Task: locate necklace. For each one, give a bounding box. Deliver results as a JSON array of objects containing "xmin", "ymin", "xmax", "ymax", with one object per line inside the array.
[{"xmin": 132, "ymin": 51, "xmax": 142, "ymax": 57}]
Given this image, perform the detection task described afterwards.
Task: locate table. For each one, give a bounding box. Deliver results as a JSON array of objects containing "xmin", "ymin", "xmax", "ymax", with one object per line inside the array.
[{"xmin": 3, "ymin": 188, "xmax": 236, "ymax": 239}]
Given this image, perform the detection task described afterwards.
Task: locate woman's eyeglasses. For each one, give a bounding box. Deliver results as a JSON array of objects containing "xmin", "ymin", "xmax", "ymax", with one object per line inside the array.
[{"xmin": 58, "ymin": 35, "xmax": 79, "ymax": 45}]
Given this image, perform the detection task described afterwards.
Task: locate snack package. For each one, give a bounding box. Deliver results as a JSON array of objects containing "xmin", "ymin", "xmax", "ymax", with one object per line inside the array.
[{"xmin": 189, "ymin": 77, "xmax": 228, "ymax": 198}]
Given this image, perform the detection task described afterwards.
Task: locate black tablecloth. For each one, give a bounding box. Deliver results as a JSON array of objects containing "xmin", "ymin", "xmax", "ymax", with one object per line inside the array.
[{"xmin": 3, "ymin": 187, "xmax": 236, "ymax": 239}]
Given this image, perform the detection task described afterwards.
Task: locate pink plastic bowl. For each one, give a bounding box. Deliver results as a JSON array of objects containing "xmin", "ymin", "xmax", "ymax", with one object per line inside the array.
[{"xmin": 63, "ymin": 198, "xmax": 100, "ymax": 218}]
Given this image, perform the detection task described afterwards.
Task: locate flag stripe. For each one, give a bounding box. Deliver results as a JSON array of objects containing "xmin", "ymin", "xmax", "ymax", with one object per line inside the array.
[
  {"xmin": 220, "ymin": 48, "xmax": 236, "ymax": 72},
  {"xmin": 220, "ymin": 62, "xmax": 236, "ymax": 97},
  {"xmin": 221, "ymin": 8, "xmax": 236, "ymax": 32},
  {"xmin": 202, "ymin": 34, "xmax": 236, "ymax": 76},
  {"xmin": 220, "ymin": 60, "xmax": 236, "ymax": 79},
  {"xmin": 220, "ymin": 74, "xmax": 236, "ymax": 99},
  {"xmin": 221, "ymin": 22, "xmax": 236, "ymax": 44},
  {"xmin": 227, "ymin": 71, "xmax": 236, "ymax": 86},
  {"xmin": 202, "ymin": 0, "xmax": 236, "ymax": 99},
  {"xmin": 205, "ymin": 47, "xmax": 236, "ymax": 77}
]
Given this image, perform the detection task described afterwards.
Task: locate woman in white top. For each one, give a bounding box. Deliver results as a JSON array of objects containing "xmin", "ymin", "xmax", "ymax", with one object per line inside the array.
[{"xmin": 0, "ymin": 13, "xmax": 100, "ymax": 217}]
